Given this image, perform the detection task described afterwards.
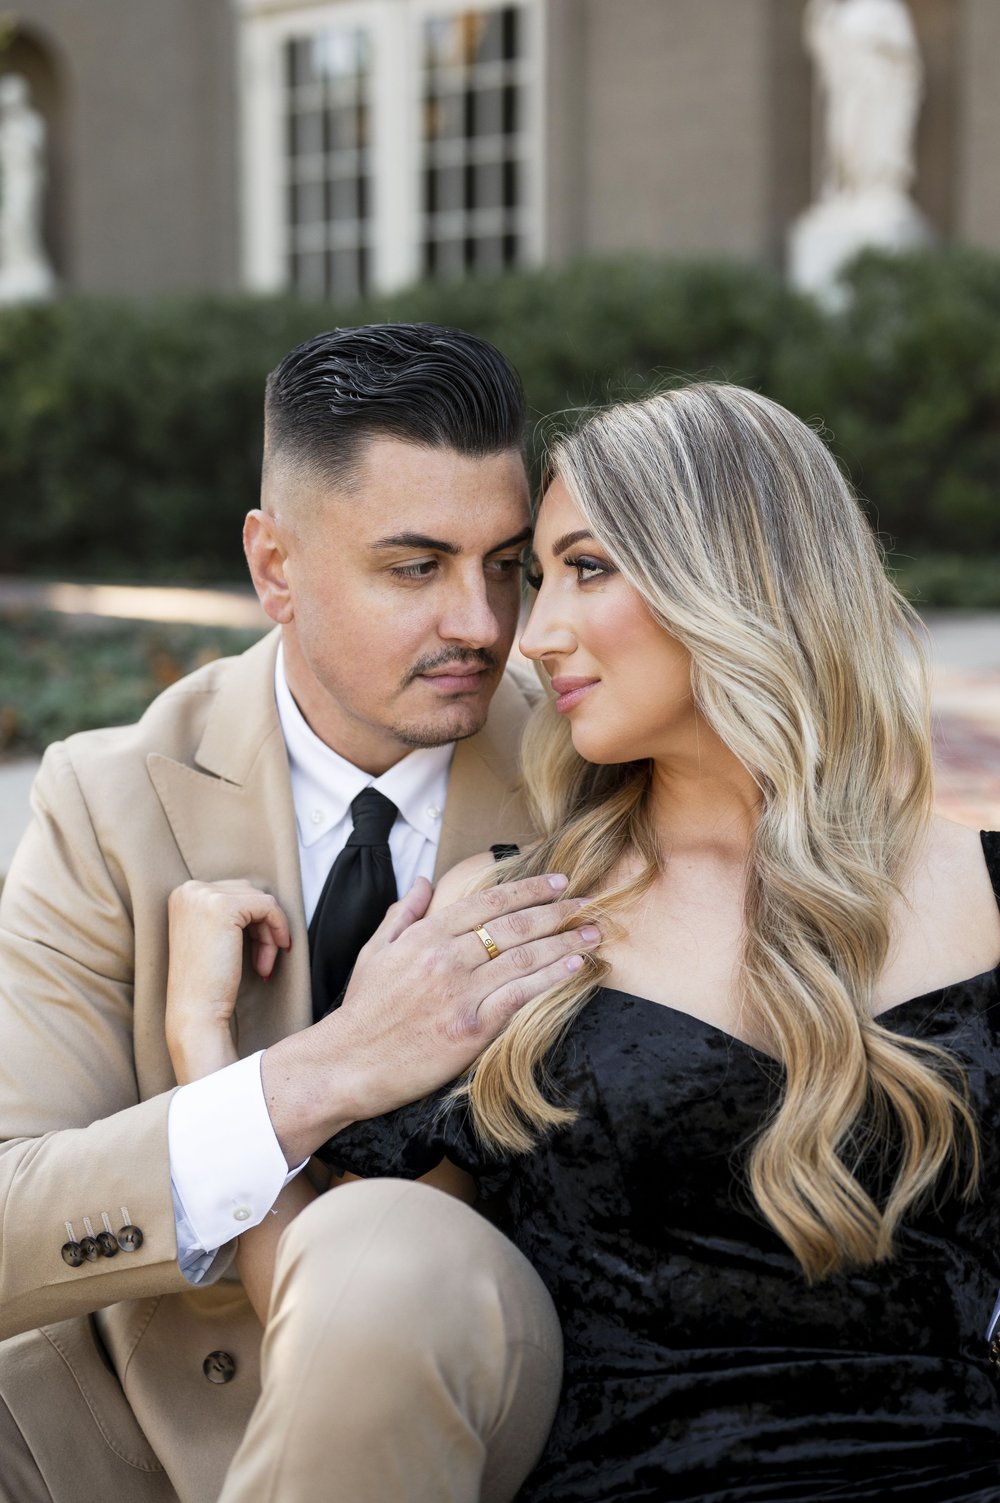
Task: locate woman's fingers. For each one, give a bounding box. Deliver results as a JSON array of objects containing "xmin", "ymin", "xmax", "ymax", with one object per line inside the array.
[{"xmin": 168, "ymin": 880, "xmax": 292, "ymax": 983}]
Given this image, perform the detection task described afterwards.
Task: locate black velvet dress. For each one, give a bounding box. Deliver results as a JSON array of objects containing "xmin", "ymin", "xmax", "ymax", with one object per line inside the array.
[{"xmin": 322, "ymin": 832, "xmax": 1000, "ymax": 1502}]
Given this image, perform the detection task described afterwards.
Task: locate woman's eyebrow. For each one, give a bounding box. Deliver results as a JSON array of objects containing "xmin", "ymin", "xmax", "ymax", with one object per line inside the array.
[{"xmin": 550, "ymin": 528, "xmax": 595, "ymax": 555}]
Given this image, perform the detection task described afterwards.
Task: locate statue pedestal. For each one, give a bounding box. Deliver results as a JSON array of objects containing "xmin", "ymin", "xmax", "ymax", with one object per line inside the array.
[
  {"xmin": 788, "ymin": 188, "xmax": 931, "ymax": 305},
  {"xmin": 0, "ymin": 260, "xmax": 55, "ymax": 305}
]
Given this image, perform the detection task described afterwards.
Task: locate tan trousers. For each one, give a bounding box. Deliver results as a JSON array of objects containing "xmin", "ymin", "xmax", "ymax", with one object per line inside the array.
[{"xmin": 0, "ymin": 1181, "xmax": 562, "ymax": 1503}]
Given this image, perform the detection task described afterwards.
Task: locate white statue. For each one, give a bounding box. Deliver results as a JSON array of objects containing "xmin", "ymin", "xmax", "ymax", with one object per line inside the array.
[
  {"xmin": 806, "ymin": 0, "xmax": 923, "ymax": 197},
  {"xmin": 789, "ymin": 0, "xmax": 931, "ymax": 303},
  {"xmin": 0, "ymin": 73, "xmax": 56, "ymax": 304}
]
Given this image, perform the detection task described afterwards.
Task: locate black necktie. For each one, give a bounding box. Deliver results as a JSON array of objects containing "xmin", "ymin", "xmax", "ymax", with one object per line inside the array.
[{"xmin": 309, "ymin": 788, "xmax": 398, "ymax": 1021}]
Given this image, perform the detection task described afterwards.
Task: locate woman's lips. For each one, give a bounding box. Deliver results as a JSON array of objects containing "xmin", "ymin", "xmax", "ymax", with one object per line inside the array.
[{"xmin": 550, "ymin": 676, "xmax": 599, "ymax": 714}]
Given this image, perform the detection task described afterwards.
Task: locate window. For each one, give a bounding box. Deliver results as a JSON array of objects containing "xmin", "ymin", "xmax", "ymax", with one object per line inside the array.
[{"xmin": 238, "ymin": 0, "xmax": 541, "ymax": 298}]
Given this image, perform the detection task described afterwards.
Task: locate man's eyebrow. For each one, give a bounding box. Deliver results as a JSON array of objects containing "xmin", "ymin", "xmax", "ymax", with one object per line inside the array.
[
  {"xmin": 371, "ymin": 527, "xmax": 532, "ymax": 556},
  {"xmin": 550, "ymin": 528, "xmax": 595, "ymax": 555}
]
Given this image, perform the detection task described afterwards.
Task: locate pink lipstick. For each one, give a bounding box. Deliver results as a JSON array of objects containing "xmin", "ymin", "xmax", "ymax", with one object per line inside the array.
[{"xmin": 550, "ymin": 676, "xmax": 599, "ymax": 714}]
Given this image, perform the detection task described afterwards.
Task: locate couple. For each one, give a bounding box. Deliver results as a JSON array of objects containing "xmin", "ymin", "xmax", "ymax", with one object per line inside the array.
[{"xmin": 2, "ymin": 323, "xmax": 999, "ymax": 1503}]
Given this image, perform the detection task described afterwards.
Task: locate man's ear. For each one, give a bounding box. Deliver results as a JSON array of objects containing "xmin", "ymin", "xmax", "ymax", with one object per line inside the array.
[{"xmin": 244, "ymin": 510, "xmax": 293, "ymax": 624}]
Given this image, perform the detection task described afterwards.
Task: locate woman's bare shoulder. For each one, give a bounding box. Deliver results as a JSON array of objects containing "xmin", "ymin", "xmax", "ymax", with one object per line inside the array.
[
  {"xmin": 902, "ymin": 816, "xmax": 999, "ymax": 971},
  {"xmin": 428, "ymin": 853, "xmax": 498, "ymax": 913},
  {"xmin": 919, "ymin": 815, "xmax": 994, "ymax": 891}
]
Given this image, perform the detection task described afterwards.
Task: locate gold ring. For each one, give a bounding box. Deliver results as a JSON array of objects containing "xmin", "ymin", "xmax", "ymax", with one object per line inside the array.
[{"xmin": 473, "ymin": 924, "xmax": 500, "ymax": 961}]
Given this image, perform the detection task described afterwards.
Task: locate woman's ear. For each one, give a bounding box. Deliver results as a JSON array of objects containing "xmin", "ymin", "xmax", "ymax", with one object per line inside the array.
[{"xmin": 244, "ymin": 510, "xmax": 293, "ymax": 625}]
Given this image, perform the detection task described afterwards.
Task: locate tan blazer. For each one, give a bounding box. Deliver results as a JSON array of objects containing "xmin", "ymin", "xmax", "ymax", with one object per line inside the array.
[{"xmin": 0, "ymin": 630, "xmax": 538, "ymax": 1502}]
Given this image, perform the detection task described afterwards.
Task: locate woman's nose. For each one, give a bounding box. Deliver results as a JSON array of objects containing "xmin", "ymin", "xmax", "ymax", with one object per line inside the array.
[{"xmin": 518, "ymin": 593, "xmax": 575, "ymax": 662}]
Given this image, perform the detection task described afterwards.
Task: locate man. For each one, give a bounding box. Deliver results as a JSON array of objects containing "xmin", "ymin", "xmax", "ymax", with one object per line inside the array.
[{"xmin": 0, "ymin": 326, "xmax": 594, "ymax": 1501}]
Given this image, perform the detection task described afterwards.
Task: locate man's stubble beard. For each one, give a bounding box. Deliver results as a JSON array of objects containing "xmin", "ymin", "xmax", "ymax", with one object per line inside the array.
[
  {"xmin": 388, "ymin": 701, "xmax": 492, "ymax": 751},
  {"xmin": 390, "ymin": 646, "xmax": 503, "ymax": 749}
]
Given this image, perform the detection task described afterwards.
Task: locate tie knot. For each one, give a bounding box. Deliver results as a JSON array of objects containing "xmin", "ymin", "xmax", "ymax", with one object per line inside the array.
[{"xmin": 347, "ymin": 788, "xmax": 398, "ymax": 847}]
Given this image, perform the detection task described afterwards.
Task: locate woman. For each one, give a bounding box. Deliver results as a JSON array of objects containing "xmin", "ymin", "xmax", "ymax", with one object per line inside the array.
[{"xmin": 168, "ymin": 383, "xmax": 1000, "ymax": 1501}]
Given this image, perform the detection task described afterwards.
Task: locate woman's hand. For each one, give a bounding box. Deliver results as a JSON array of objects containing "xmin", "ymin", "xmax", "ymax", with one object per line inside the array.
[{"xmin": 166, "ymin": 879, "xmax": 292, "ymax": 1084}]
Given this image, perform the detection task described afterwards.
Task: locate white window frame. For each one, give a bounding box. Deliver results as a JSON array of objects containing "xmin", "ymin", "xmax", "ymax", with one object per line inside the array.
[{"xmin": 236, "ymin": 0, "xmax": 544, "ymax": 295}]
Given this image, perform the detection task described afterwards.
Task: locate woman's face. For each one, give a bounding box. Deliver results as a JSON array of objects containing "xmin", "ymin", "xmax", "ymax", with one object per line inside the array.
[{"xmin": 520, "ymin": 477, "xmax": 698, "ymax": 766}]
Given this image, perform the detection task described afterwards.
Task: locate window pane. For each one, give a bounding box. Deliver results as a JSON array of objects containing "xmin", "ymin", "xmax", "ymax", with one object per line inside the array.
[
  {"xmin": 475, "ymin": 14, "xmax": 504, "ymax": 65},
  {"xmin": 474, "ymin": 87, "xmax": 503, "ymax": 137},
  {"xmin": 476, "ymin": 235, "xmax": 505, "ymax": 274},
  {"xmin": 331, "ymin": 177, "xmax": 359, "ymax": 221},
  {"xmin": 473, "ymin": 161, "xmax": 503, "ymax": 210},
  {"xmin": 328, "ymin": 105, "xmax": 357, "ymax": 151},
  {"xmin": 296, "ymin": 111, "xmax": 323, "ymax": 157}
]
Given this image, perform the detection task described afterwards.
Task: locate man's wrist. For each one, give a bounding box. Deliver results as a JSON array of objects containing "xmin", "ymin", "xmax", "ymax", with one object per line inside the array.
[{"xmin": 261, "ymin": 1018, "xmax": 365, "ymax": 1167}]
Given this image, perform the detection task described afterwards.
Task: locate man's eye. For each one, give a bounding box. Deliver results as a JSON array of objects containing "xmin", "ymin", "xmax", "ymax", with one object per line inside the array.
[
  {"xmin": 390, "ymin": 560, "xmax": 437, "ymax": 580},
  {"xmin": 486, "ymin": 555, "xmax": 525, "ymax": 577}
]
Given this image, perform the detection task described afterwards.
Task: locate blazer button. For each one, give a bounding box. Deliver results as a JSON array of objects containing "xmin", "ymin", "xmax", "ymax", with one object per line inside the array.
[
  {"xmin": 61, "ymin": 1241, "xmax": 84, "ymax": 1268},
  {"xmin": 117, "ymin": 1224, "xmax": 144, "ymax": 1253},
  {"xmin": 79, "ymin": 1236, "xmax": 100, "ymax": 1262},
  {"xmin": 203, "ymin": 1351, "xmax": 237, "ymax": 1385},
  {"xmin": 96, "ymin": 1231, "xmax": 119, "ymax": 1258}
]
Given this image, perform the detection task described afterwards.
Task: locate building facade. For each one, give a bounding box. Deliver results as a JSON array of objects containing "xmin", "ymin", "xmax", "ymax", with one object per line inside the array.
[{"xmin": 5, "ymin": 0, "xmax": 1000, "ymax": 300}]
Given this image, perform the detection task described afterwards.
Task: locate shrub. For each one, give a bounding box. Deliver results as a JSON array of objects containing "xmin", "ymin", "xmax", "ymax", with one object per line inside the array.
[{"xmin": 0, "ymin": 251, "xmax": 997, "ymax": 578}]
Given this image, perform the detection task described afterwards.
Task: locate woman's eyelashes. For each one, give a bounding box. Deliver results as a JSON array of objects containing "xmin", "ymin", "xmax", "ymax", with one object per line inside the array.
[
  {"xmin": 523, "ymin": 554, "xmax": 615, "ymax": 591},
  {"xmin": 566, "ymin": 553, "xmax": 613, "ymax": 584}
]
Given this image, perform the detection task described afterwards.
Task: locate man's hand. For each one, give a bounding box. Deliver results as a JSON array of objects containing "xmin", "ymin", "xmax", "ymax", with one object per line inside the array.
[{"xmin": 261, "ymin": 874, "xmax": 600, "ymax": 1165}]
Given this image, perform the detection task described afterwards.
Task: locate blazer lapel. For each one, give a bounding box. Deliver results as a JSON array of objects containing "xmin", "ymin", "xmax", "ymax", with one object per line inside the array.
[{"xmin": 147, "ymin": 631, "xmax": 313, "ymax": 1049}]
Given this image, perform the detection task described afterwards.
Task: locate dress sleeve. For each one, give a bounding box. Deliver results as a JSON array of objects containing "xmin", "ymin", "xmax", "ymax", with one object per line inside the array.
[{"xmin": 316, "ymin": 1086, "xmax": 512, "ymax": 1198}]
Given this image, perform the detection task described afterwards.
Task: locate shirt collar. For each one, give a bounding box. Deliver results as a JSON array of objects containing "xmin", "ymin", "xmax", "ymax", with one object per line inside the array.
[{"xmin": 274, "ymin": 644, "xmax": 453, "ymax": 848}]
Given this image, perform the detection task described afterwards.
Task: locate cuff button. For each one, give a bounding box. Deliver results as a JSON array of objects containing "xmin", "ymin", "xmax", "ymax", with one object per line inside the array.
[
  {"xmin": 61, "ymin": 1241, "xmax": 84, "ymax": 1268},
  {"xmin": 117, "ymin": 1224, "xmax": 144, "ymax": 1253},
  {"xmin": 97, "ymin": 1231, "xmax": 119, "ymax": 1258}
]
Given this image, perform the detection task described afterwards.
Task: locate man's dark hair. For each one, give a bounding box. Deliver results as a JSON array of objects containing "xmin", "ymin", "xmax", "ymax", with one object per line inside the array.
[{"xmin": 264, "ymin": 323, "xmax": 525, "ymax": 483}]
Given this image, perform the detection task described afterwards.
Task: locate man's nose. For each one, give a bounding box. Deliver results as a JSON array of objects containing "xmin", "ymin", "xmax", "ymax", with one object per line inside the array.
[{"xmin": 439, "ymin": 577, "xmax": 502, "ymax": 648}]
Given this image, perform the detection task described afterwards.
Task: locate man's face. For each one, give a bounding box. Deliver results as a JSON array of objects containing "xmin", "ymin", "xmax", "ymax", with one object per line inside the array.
[{"xmin": 249, "ymin": 436, "xmax": 531, "ymax": 774}]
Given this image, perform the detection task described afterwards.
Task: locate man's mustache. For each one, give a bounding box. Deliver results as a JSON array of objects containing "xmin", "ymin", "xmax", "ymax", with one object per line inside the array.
[{"xmin": 402, "ymin": 648, "xmax": 500, "ymax": 687}]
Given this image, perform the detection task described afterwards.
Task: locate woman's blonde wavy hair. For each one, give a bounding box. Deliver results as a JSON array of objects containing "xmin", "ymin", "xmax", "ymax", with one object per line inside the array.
[{"xmin": 458, "ymin": 381, "xmax": 979, "ymax": 1281}]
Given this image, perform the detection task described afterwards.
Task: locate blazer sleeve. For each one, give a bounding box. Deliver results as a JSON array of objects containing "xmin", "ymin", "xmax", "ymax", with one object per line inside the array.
[{"xmin": 0, "ymin": 742, "xmax": 198, "ymax": 1340}]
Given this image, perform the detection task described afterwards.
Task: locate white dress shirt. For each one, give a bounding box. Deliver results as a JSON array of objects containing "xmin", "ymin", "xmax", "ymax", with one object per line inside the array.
[{"xmin": 168, "ymin": 646, "xmax": 453, "ymax": 1282}]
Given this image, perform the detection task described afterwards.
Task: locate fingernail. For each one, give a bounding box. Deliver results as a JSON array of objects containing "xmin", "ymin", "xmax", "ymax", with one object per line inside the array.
[
  {"xmin": 579, "ymin": 925, "xmax": 601, "ymax": 942},
  {"xmin": 546, "ymin": 874, "xmax": 569, "ymax": 891},
  {"xmin": 565, "ymin": 954, "xmax": 584, "ymax": 973}
]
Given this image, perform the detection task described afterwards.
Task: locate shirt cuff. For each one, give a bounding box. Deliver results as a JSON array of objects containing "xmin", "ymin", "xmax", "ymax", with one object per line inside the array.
[{"xmin": 168, "ymin": 1052, "xmax": 300, "ymax": 1284}]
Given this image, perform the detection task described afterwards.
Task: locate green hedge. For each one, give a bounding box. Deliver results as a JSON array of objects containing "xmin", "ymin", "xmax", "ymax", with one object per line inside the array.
[{"xmin": 1, "ymin": 249, "xmax": 998, "ymax": 580}]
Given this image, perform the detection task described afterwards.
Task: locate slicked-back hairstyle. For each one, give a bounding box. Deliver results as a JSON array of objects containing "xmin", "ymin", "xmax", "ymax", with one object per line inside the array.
[{"xmin": 264, "ymin": 323, "xmax": 526, "ymax": 485}]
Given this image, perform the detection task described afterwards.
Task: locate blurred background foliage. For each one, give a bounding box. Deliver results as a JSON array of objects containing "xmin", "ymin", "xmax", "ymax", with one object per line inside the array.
[
  {"xmin": 1, "ymin": 247, "xmax": 998, "ymax": 591},
  {"xmin": 0, "ymin": 615, "xmax": 263, "ymax": 756}
]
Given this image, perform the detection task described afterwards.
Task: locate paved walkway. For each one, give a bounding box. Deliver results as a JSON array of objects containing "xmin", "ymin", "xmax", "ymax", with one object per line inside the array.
[
  {"xmin": 0, "ymin": 585, "xmax": 997, "ymax": 874},
  {"xmin": 924, "ymin": 612, "xmax": 1000, "ymax": 833}
]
